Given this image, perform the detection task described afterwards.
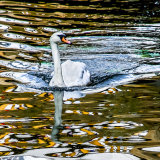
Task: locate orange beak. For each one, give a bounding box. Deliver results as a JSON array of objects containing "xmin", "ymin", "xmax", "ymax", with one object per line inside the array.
[{"xmin": 61, "ymin": 36, "xmax": 71, "ymax": 44}]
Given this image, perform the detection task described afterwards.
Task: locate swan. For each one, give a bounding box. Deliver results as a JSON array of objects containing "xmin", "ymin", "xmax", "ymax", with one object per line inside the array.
[{"xmin": 49, "ymin": 32, "xmax": 90, "ymax": 87}]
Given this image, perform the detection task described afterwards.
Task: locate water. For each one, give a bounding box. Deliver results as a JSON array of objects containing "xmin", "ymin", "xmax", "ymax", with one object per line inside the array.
[{"xmin": 0, "ymin": 0, "xmax": 160, "ymax": 159}]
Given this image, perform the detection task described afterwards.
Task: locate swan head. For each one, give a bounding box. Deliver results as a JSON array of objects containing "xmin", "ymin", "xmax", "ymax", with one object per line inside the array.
[{"xmin": 50, "ymin": 32, "xmax": 71, "ymax": 44}]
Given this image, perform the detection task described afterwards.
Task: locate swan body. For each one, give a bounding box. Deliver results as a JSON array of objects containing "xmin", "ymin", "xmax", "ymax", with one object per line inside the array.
[
  {"xmin": 49, "ymin": 32, "xmax": 90, "ymax": 87},
  {"xmin": 50, "ymin": 60, "xmax": 90, "ymax": 87}
]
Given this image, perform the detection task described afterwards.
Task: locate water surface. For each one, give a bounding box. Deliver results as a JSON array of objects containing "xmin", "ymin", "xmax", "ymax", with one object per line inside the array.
[{"xmin": 0, "ymin": 0, "xmax": 160, "ymax": 159}]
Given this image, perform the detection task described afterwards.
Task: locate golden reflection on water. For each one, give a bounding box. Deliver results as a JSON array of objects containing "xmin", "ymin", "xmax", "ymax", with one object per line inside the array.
[
  {"xmin": 0, "ymin": 0, "xmax": 160, "ymax": 159},
  {"xmin": 0, "ymin": 76, "xmax": 159, "ymax": 158}
]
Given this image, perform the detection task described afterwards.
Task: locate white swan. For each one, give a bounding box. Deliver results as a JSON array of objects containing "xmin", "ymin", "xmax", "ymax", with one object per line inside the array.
[{"xmin": 49, "ymin": 32, "xmax": 90, "ymax": 87}]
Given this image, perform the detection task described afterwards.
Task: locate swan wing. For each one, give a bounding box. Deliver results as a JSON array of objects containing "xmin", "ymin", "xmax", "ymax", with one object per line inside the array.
[{"xmin": 62, "ymin": 60, "xmax": 90, "ymax": 87}]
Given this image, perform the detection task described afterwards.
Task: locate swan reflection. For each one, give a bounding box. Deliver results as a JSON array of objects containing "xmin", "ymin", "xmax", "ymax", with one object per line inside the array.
[
  {"xmin": 52, "ymin": 91, "xmax": 64, "ymax": 142},
  {"xmin": 52, "ymin": 90, "xmax": 85, "ymax": 142}
]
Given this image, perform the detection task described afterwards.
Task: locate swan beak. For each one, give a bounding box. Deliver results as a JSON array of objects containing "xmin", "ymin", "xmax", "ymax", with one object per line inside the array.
[{"xmin": 61, "ymin": 37, "xmax": 71, "ymax": 44}]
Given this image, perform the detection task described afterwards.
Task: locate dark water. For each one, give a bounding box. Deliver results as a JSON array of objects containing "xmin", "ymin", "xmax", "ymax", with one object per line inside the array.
[{"xmin": 0, "ymin": 0, "xmax": 160, "ymax": 159}]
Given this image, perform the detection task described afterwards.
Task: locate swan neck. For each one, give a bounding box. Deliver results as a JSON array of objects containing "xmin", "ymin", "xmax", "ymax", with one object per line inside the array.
[
  {"xmin": 51, "ymin": 42, "xmax": 59, "ymax": 62},
  {"xmin": 50, "ymin": 41, "xmax": 65, "ymax": 87}
]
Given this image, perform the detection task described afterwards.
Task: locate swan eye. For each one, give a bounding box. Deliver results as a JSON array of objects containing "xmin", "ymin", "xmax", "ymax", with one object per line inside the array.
[{"xmin": 58, "ymin": 34, "xmax": 66, "ymax": 40}]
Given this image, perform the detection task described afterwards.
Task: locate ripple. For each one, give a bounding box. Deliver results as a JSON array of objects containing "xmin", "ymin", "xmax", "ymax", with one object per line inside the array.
[
  {"xmin": 3, "ymin": 33, "xmax": 26, "ymax": 40},
  {"xmin": 0, "ymin": 24, "xmax": 9, "ymax": 30},
  {"xmin": 24, "ymin": 27, "xmax": 38, "ymax": 33},
  {"xmin": 0, "ymin": 17, "xmax": 29, "ymax": 25},
  {"xmin": 0, "ymin": 60, "xmax": 39, "ymax": 70},
  {"xmin": 0, "ymin": 40, "xmax": 49, "ymax": 52},
  {"xmin": 0, "ymin": 1, "xmax": 160, "ymax": 159},
  {"xmin": 142, "ymin": 146, "xmax": 160, "ymax": 152},
  {"xmin": 0, "ymin": 118, "xmax": 30, "ymax": 123},
  {"xmin": 42, "ymin": 27, "xmax": 58, "ymax": 32}
]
